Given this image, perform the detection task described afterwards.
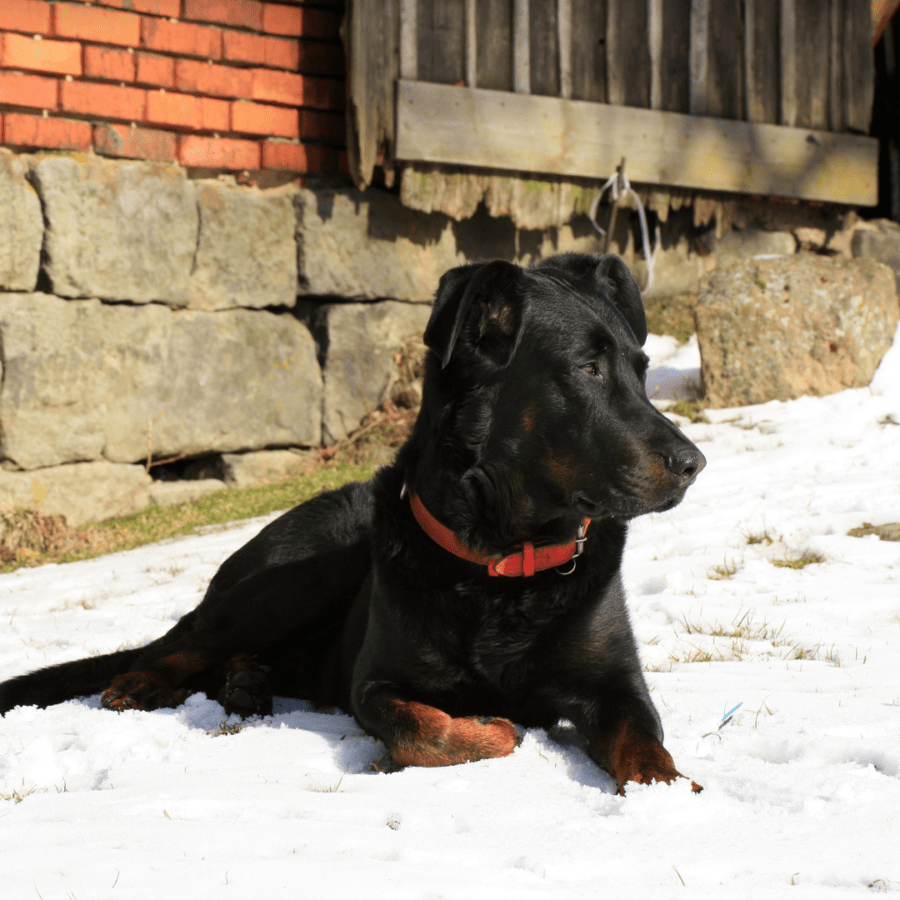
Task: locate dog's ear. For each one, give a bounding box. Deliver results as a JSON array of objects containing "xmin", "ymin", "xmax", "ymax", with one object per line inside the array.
[
  {"xmin": 425, "ymin": 260, "xmax": 524, "ymax": 369},
  {"xmin": 594, "ymin": 255, "xmax": 648, "ymax": 346}
]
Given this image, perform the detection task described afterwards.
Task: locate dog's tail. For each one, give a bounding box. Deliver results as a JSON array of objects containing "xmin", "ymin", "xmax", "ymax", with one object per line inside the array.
[{"xmin": 0, "ymin": 648, "xmax": 142, "ymax": 715}]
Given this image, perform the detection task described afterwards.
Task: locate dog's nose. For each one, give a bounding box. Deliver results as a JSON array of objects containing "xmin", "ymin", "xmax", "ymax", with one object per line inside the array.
[{"xmin": 665, "ymin": 447, "xmax": 706, "ymax": 483}]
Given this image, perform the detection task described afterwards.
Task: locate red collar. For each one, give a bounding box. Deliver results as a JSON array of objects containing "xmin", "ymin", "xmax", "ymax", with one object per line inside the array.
[{"xmin": 407, "ymin": 490, "xmax": 590, "ymax": 577}]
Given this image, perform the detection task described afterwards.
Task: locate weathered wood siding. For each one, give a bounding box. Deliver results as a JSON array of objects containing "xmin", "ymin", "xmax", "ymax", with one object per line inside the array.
[{"xmin": 348, "ymin": 0, "xmax": 878, "ymax": 202}]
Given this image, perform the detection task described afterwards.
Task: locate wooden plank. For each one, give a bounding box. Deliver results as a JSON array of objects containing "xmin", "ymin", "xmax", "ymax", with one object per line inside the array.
[
  {"xmin": 466, "ymin": 0, "xmax": 477, "ymax": 87},
  {"xmin": 417, "ymin": 0, "xmax": 466, "ymax": 84},
  {"xmin": 794, "ymin": 0, "xmax": 831, "ymax": 128},
  {"xmin": 780, "ymin": 0, "xmax": 798, "ymax": 126},
  {"xmin": 475, "ymin": 0, "xmax": 513, "ymax": 90},
  {"xmin": 745, "ymin": 0, "xmax": 781, "ymax": 123},
  {"xmin": 607, "ymin": 0, "xmax": 650, "ymax": 107},
  {"xmin": 514, "ymin": 0, "xmax": 530, "ymax": 93},
  {"xmin": 399, "ymin": 0, "xmax": 417, "ymax": 80},
  {"xmin": 657, "ymin": 0, "xmax": 690, "ymax": 113},
  {"xmin": 395, "ymin": 79, "xmax": 879, "ymax": 204},
  {"xmin": 530, "ymin": 0, "xmax": 559, "ymax": 95},
  {"xmin": 706, "ymin": 0, "xmax": 743, "ymax": 119},
  {"xmin": 570, "ymin": 0, "xmax": 607, "ymax": 102},
  {"xmin": 843, "ymin": 0, "xmax": 875, "ymax": 132},
  {"xmin": 558, "ymin": 0, "xmax": 573, "ymax": 99},
  {"xmin": 829, "ymin": 0, "xmax": 845, "ymax": 130},
  {"xmin": 689, "ymin": 0, "xmax": 709, "ymax": 114},
  {"xmin": 344, "ymin": 0, "xmax": 398, "ymax": 190}
]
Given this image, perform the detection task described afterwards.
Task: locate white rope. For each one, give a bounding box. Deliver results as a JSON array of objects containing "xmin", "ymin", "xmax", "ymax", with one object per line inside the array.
[{"xmin": 588, "ymin": 168, "xmax": 657, "ymax": 296}]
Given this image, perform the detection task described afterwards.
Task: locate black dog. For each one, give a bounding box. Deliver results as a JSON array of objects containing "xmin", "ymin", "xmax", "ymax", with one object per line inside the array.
[{"xmin": 0, "ymin": 254, "xmax": 705, "ymax": 794}]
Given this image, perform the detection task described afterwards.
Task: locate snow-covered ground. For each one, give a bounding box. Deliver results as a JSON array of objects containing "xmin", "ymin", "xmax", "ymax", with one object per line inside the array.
[{"xmin": 2, "ymin": 328, "xmax": 899, "ymax": 899}]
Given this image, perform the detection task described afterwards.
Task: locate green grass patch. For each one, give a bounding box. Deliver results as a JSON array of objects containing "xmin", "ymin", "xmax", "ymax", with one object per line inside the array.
[{"xmin": 0, "ymin": 459, "xmax": 378, "ymax": 575}]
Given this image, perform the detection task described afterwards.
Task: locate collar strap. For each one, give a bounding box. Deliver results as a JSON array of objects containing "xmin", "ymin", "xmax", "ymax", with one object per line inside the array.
[{"xmin": 408, "ymin": 491, "xmax": 590, "ymax": 577}]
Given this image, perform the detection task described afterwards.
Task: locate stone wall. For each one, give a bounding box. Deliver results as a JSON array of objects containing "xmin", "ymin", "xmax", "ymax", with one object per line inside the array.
[{"xmin": 2, "ymin": 147, "xmax": 898, "ymax": 526}]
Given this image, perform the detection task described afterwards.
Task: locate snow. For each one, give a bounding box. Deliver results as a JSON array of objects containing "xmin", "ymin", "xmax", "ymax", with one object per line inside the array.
[{"xmin": 2, "ymin": 327, "xmax": 900, "ymax": 899}]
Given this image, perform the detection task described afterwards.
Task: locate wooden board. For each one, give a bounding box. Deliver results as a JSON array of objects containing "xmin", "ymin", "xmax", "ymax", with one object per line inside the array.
[
  {"xmin": 344, "ymin": 0, "xmax": 398, "ymax": 190},
  {"xmin": 569, "ymin": 0, "xmax": 607, "ymax": 102},
  {"xmin": 529, "ymin": 0, "xmax": 559, "ymax": 96},
  {"xmin": 843, "ymin": 0, "xmax": 874, "ymax": 133},
  {"xmin": 396, "ymin": 79, "xmax": 878, "ymax": 204},
  {"xmin": 475, "ymin": 0, "xmax": 513, "ymax": 90},
  {"xmin": 794, "ymin": 0, "xmax": 831, "ymax": 129},
  {"xmin": 416, "ymin": 0, "xmax": 466, "ymax": 84},
  {"xmin": 607, "ymin": 0, "xmax": 650, "ymax": 107},
  {"xmin": 744, "ymin": 0, "xmax": 780, "ymax": 124},
  {"xmin": 658, "ymin": 0, "xmax": 690, "ymax": 113}
]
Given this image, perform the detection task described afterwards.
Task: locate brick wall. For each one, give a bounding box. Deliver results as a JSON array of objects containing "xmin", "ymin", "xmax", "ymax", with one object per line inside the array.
[{"xmin": 0, "ymin": 0, "xmax": 347, "ymax": 176}]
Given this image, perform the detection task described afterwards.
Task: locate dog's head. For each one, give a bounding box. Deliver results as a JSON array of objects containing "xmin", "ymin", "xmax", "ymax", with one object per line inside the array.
[{"xmin": 412, "ymin": 253, "xmax": 705, "ymax": 551}]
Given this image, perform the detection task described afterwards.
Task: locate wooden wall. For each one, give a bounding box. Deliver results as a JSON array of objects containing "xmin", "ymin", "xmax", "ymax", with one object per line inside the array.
[{"xmin": 346, "ymin": 0, "xmax": 878, "ymax": 204}]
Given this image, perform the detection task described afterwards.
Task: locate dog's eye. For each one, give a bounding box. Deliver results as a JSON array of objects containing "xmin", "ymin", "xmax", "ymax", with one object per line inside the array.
[{"xmin": 580, "ymin": 363, "xmax": 607, "ymax": 385}]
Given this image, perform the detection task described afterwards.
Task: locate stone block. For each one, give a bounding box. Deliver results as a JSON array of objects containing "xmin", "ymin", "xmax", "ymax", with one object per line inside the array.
[
  {"xmin": 30, "ymin": 155, "xmax": 198, "ymax": 305},
  {"xmin": 319, "ymin": 300, "xmax": 432, "ymax": 444},
  {"xmin": 0, "ymin": 294, "xmax": 322, "ymax": 469},
  {"xmin": 214, "ymin": 449, "xmax": 315, "ymax": 489},
  {"xmin": 189, "ymin": 182, "xmax": 298, "ymax": 311},
  {"xmin": 296, "ymin": 186, "xmax": 465, "ymax": 301},
  {"xmin": 0, "ymin": 461, "xmax": 151, "ymax": 526},
  {"xmin": 0, "ymin": 151, "xmax": 42, "ymax": 291},
  {"xmin": 696, "ymin": 255, "xmax": 899, "ymax": 407},
  {"xmin": 704, "ymin": 228, "xmax": 796, "ymax": 269},
  {"xmin": 149, "ymin": 478, "xmax": 227, "ymax": 507}
]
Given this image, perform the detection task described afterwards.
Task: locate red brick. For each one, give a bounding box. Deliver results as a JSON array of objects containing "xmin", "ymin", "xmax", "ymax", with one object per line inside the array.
[
  {"xmin": 145, "ymin": 89, "xmax": 227, "ymax": 131},
  {"xmin": 183, "ymin": 0, "xmax": 263, "ymax": 30},
  {"xmin": 0, "ymin": 0, "xmax": 52, "ymax": 35},
  {"xmin": 54, "ymin": 3, "xmax": 141, "ymax": 48},
  {"xmin": 261, "ymin": 139, "xmax": 337, "ymax": 174},
  {"xmin": 263, "ymin": 4, "xmax": 341, "ymax": 40},
  {"xmin": 261, "ymin": 4, "xmax": 301, "ymax": 37},
  {"xmin": 61, "ymin": 80, "xmax": 146, "ymax": 120},
  {"xmin": 179, "ymin": 134, "xmax": 260, "ymax": 169},
  {"xmin": 1, "ymin": 32, "xmax": 82, "ymax": 76},
  {"xmin": 175, "ymin": 58, "xmax": 253, "ymax": 98},
  {"xmin": 222, "ymin": 31, "xmax": 299, "ymax": 70},
  {"xmin": 4, "ymin": 112, "xmax": 91, "ymax": 150},
  {"xmin": 199, "ymin": 95, "xmax": 230, "ymax": 130},
  {"xmin": 95, "ymin": 0, "xmax": 181, "ymax": 15},
  {"xmin": 142, "ymin": 17, "xmax": 223, "ymax": 60},
  {"xmin": 300, "ymin": 109, "xmax": 344, "ymax": 145},
  {"xmin": 296, "ymin": 74, "xmax": 343, "ymax": 110},
  {"xmin": 93, "ymin": 122, "xmax": 177, "ymax": 161},
  {"xmin": 232, "ymin": 99, "xmax": 298, "ymax": 138},
  {"xmin": 84, "ymin": 46, "xmax": 136, "ymax": 82},
  {"xmin": 0, "ymin": 70, "xmax": 58, "ymax": 110},
  {"xmin": 136, "ymin": 52, "xmax": 174, "ymax": 88},
  {"xmin": 250, "ymin": 68, "xmax": 302, "ymax": 105},
  {"xmin": 298, "ymin": 40, "xmax": 343, "ymax": 76}
]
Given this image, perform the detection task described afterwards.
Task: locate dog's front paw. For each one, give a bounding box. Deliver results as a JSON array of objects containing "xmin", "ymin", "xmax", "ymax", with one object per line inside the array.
[{"xmin": 217, "ymin": 655, "xmax": 273, "ymax": 717}]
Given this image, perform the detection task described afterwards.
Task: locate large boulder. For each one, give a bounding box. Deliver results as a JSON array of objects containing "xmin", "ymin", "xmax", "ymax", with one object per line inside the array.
[
  {"xmin": 0, "ymin": 151, "xmax": 42, "ymax": 292},
  {"xmin": 190, "ymin": 182, "xmax": 298, "ymax": 311},
  {"xmin": 0, "ymin": 294, "xmax": 322, "ymax": 470},
  {"xmin": 696, "ymin": 255, "xmax": 898, "ymax": 407},
  {"xmin": 30, "ymin": 155, "xmax": 198, "ymax": 305},
  {"xmin": 318, "ymin": 300, "xmax": 432, "ymax": 444},
  {"xmin": 0, "ymin": 462, "xmax": 151, "ymax": 526}
]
